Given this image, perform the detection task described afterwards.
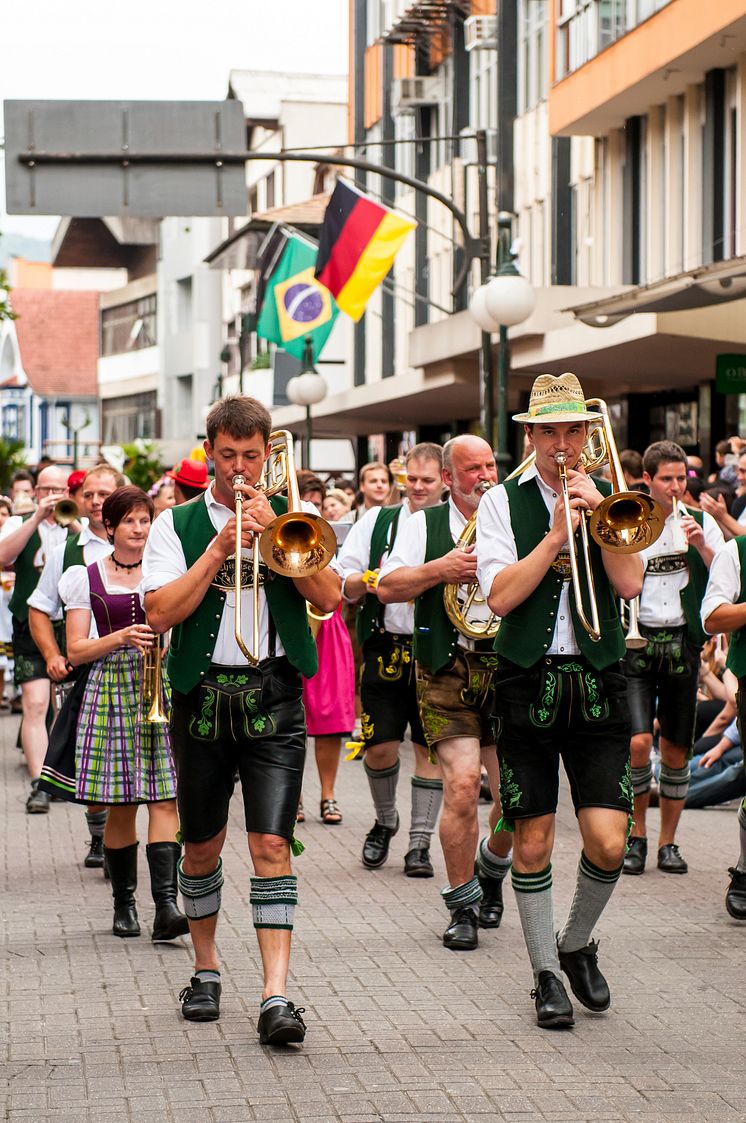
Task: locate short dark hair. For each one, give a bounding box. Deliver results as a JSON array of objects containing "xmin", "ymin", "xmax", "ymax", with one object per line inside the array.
[
  {"xmin": 299, "ymin": 474, "xmax": 325, "ymax": 498},
  {"xmin": 11, "ymin": 470, "xmax": 34, "ymax": 485},
  {"xmin": 684, "ymin": 477, "xmax": 706, "ymax": 502},
  {"xmin": 205, "ymin": 395, "xmax": 272, "ymax": 445},
  {"xmin": 643, "ymin": 440, "xmax": 687, "ymax": 479},
  {"xmin": 406, "ymin": 442, "xmax": 443, "ymax": 469},
  {"xmin": 716, "ymin": 439, "xmax": 733, "ymax": 457},
  {"xmin": 102, "ymin": 486, "xmax": 154, "ymax": 536},
  {"xmin": 619, "ymin": 449, "xmax": 643, "ymax": 478},
  {"xmin": 174, "ymin": 481, "xmax": 205, "ymax": 503}
]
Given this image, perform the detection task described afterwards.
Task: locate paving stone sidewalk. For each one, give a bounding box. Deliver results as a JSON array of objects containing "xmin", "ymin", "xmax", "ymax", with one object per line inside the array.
[{"xmin": 2, "ymin": 716, "xmax": 746, "ymax": 1123}]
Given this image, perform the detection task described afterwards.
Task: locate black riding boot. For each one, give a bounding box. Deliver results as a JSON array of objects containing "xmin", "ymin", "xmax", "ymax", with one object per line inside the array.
[
  {"xmin": 105, "ymin": 842, "xmax": 140, "ymax": 937},
  {"xmin": 147, "ymin": 842, "xmax": 189, "ymax": 941}
]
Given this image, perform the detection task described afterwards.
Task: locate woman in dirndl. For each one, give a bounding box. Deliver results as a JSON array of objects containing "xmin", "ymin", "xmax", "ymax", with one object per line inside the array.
[{"xmin": 61, "ymin": 485, "xmax": 188, "ymax": 943}]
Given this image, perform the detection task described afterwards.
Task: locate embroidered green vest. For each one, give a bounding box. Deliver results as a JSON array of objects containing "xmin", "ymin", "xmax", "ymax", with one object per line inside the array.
[
  {"xmin": 62, "ymin": 532, "xmax": 85, "ymax": 573},
  {"xmin": 726, "ymin": 537, "xmax": 746, "ymax": 678},
  {"xmin": 166, "ymin": 494, "xmax": 318, "ymax": 693},
  {"xmin": 356, "ymin": 505, "xmax": 402, "ymax": 644},
  {"xmin": 413, "ymin": 503, "xmax": 463, "ymax": 674},
  {"xmin": 9, "ymin": 518, "xmax": 42, "ymax": 623},
  {"xmin": 494, "ymin": 476, "xmax": 625, "ymax": 670},
  {"xmin": 677, "ymin": 507, "xmax": 708, "ymax": 648}
]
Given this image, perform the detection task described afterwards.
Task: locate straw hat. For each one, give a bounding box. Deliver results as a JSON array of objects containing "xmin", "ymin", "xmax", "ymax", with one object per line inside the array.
[{"xmin": 512, "ymin": 372, "xmax": 601, "ymax": 425}]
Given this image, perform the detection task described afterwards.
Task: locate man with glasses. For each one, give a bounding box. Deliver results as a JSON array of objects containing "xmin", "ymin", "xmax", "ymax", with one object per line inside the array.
[{"xmin": 0, "ymin": 465, "xmax": 71, "ymax": 812}]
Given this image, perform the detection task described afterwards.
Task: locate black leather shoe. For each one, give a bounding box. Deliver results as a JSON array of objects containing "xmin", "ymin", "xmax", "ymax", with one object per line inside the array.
[
  {"xmin": 180, "ymin": 977, "xmax": 221, "ymax": 1021},
  {"xmin": 404, "ymin": 848, "xmax": 433, "ymax": 878},
  {"xmin": 362, "ymin": 815, "xmax": 399, "ymax": 869},
  {"xmin": 258, "ymin": 1001, "xmax": 306, "ymax": 1044},
  {"xmin": 726, "ymin": 867, "xmax": 746, "ymax": 919},
  {"xmin": 657, "ymin": 843, "xmax": 687, "ymax": 873},
  {"xmin": 622, "ymin": 836, "xmax": 647, "ymax": 875},
  {"xmin": 26, "ymin": 781, "xmax": 50, "ymax": 814},
  {"xmin": 476, "ymin": 865, "xmax": 505, "ymax": 929},
  {"xmin": 443, "ymin": 906, "xmax": 478, "ymax": 950},
  {"xmin": 531, "ymin": 971, "xmax": 574, "ymax": 1029},
  {"xmin": 84, "ymin": 835, "xmax": 105, "ymax": 868},
  {"xmin": 558, "ymin": 939, "xmax": 610, "ymax": 1012}
]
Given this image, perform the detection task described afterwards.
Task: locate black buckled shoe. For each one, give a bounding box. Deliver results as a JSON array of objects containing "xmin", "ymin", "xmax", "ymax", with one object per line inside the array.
[
  {"xmin": 84, "ymin": 835, "xmax": 105, "ymax": 868},
  {"xmin": 725, "ymin": 867, "xmax": 746, "ymax": 919},
  {"xmin": 476, "ymin": 866, "xmax": 505, "ymax": 929},
  {"xmin": 622, "ymin": 836, "xmax": 647, "ymax": 876},
  {"xmin": 179, "ymin": 977, "xmax": 221, "ymax": 1022},
  {"xmin": 26, "ymin": 781, "xmax": 50, "ymax": 815},
  {"xmin": 362, "ymin": 815, "xmax": 399, "ymax": 869},
  {"xmin": 558, "ymin": 939, "xmax": 610, "ymax": 1012},
  {"xmin": 258, "ymin": 1001, "xmax": 307, "ymax": 1045},
  {"xmin": 531, "ymin": 971, "xmax": 574, "ymax": 1029},
  {"xmin": 657, "ymin": 843, "xmax": 687, "ymax": 874},
  {"xmin": 443, "ymin": 906, "xmax": 478, "ymax": 951},
  {"xmin": 404, "ymin": 848, "xmax": 434, "ymax": 878}
]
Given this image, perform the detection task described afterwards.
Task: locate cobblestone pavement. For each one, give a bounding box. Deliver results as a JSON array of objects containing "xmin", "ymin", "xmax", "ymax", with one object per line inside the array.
[{"xmin": 2, "ymin": 716, "xmax": 746, "ymax": 1123}]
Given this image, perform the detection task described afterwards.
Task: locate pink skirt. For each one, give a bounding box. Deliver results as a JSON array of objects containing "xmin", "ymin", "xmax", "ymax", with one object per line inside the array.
[{"xmin": 303, "ymin": 605, "xmax": 356, "ymax": 736}]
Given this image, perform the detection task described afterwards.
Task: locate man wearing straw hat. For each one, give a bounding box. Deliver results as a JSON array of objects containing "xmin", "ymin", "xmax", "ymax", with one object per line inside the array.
[{"xmin": 477, "ymin": 372, "xmax": 643, "ymax": 1029}]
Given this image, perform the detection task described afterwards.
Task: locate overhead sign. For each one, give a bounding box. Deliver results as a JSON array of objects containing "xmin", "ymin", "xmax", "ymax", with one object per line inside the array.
[
  {"xmin": 716, "ymin": 353, "xmax": 746, "ymax": 394},
  {"xmin": 3, "ymin": 100, "xmax": 248, "ymax": 217}
]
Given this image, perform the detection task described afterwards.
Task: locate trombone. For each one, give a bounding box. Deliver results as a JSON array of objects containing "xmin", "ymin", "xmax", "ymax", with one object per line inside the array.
[{"xmin": 234, "ymin": 430, "xmax": 336, "ymax": 665}]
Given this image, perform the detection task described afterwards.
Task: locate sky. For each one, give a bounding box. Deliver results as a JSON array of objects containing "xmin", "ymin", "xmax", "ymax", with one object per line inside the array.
[{"xmin": 0, "ymin": 0, "xmax": 349, "ymax": 239}]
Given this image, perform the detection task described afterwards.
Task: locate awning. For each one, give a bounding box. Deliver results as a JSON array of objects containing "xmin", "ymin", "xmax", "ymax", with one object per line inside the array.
[
  {"xmin": 565, "ymin": 254, "xmax": 746, "ymax": 325},
  {"xmin": 204, "ymin": 194, "xmax": 329, "ymax": 270}
]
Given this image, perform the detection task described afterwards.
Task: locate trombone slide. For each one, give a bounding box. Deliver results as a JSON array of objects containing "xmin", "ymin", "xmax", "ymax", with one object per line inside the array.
[{"xmin": 555, "ymin": 452, "xmax": 601, "ymax": 643}]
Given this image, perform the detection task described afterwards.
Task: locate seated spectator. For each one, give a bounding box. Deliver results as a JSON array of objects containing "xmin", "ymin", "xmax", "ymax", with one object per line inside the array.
[
  {"xmin": 684, "ymin": 716, "xmax": 746, "ymax": 809},
  {"xmin": 620, "ymin": 449, "xmax": 645, "ymax": 490}
]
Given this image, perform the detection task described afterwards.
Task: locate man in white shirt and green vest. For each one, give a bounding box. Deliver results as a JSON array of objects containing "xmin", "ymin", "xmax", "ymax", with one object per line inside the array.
[
  {"xmin": 143, "ymin": 396, "xmax": 340, "ymax": 1045},
  {"xmin": 477, "ymin": 373, "xmax": 643, "ymax": 1029},
  {"xmin": 337, "ymin": 442, "xmax": 444, "ymax": 878},
  {"xmin": 622, "ymin": 440, "xmax": 723, "ymax": 877},
  {"xmin": 378, "ymin": 435, "xmax": 513, "ymax": 952},
  {"xmin": 701, "ymin": 537, "xmax": 746, "ymax": 919}
]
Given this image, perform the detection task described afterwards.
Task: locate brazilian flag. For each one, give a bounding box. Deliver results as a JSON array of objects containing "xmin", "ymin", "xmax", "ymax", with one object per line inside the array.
[{"xmin": 256, "ymin": 231, "xmax": 338, "ymax": 361}]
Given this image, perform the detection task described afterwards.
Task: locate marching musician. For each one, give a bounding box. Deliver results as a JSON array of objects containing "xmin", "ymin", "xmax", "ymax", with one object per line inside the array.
[
  {"xmin": 622, "ymin": 441, "xmax": 723, "ymax": 877},
  {"xmin": 377, "ymin": 435, "xmax": 512, "ymax": 951},
  {"xmin": 700, "ymin": 536, "xmax": 746, "ymax": 919},
  {"xmin": 336, "ymin": 442, "xmax": 445, "ymax": 877},
  {"xmin": 142, "ymin": 396, "xmax": 340, "ymax": 1045},
  {"xmin": 477, "ymin": 373, "xmax": 642, "ymax": 1029}
]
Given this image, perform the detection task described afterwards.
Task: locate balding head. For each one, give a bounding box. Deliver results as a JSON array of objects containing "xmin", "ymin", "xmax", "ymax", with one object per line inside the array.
[
  {"xmin": 35, "ymin": 465, "xmax": 69, "ymax": 522},
  {"xmin": 442, "ymin": 435, "xmax": 497, "ymax": 515}
]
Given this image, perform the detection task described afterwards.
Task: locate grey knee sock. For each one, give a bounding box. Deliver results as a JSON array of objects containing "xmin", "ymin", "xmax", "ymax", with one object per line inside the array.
[
  {"xmin": 441, "ymin": 876, "xmax": 481, "ymax": 916},
  {"xmin": 557, "ymin": 851, "xmax": 623, "ymax": 954},
  {"xmin": 85, "ymin": 809, "xmax": 107, "ymax": 838},
  {"xmin": 364, "ymin": 759, "xmax": 400, "ymax": 829},
  {"xmin": 511, "ymin": 865, "xmax": 560, "ymax": 983},
  {"xmin": 737, "ymin": 800, "xmax": 746, "ymax": 873},
  {"xmin": 476, "ymin": 836, "xmax": 512, "ymax": 882},
  {"xmin": 409, "ymin": 776, "xmax": 443, "ymax": 849},
  {"xmin": 658, "ymin": 762, "xmax": 690, "ymax": 801}
]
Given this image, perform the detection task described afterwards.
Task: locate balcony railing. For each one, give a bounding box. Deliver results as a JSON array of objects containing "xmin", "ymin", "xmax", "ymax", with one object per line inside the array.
[{"xmin": 556, "ymin": 0, "xmax": 674, "ymax": 81}]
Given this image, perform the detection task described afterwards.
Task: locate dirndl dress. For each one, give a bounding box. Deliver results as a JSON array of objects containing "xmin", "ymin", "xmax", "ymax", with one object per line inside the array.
[
  {"xmin": 302, "ymin": 604, "xmax": 355, "ymax": 736},
  {"xmin": 73, "ymin": 561, "xmax": 176, "ymax": 805}
]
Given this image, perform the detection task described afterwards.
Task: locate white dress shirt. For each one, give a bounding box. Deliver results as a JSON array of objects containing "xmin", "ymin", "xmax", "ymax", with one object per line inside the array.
[
  {"xmin": 701, "ymin": 538, "xmax": 742, "ymax": 631},
  {"xmin": 59, "ymin": 560, "xmax": 141, "ymax": 640},
  {"xmin": 638, "ymin": 507, "xmax": 723, "ymax": 628},
  {"xmin": 141, "ymin": 483, "xmax": 320, "ymax": 665},
  {"xmin": 336, "ymin": 502, "xmax": 415, "ymax": 634},
  {"xmin": 476, "ymin": 463, "xmax": 581, "ymax": 656},
  {"xmin": 379, "ymin": 498, "xmax": 491, "ymax": 651},
  {"xmin": 28, "ymin": 525, "xmax": 113, "ymax": 619},
  {"xmin": 0, "ymin": 516, "xmax": 68, "ymax": 571}
]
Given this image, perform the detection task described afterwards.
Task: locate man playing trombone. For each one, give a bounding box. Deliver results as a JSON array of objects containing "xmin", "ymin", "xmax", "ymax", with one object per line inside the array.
[
  {"xmin": 143, "ymin": 396, "xmax": 340, "ymax": 1045},
  {"xmin": 477, "ymin": 373, "xmax": 643, "ymax": 1029},
  {"xmin": 622, "ymin": 440, "xmax": 723, "ymax": 877}
]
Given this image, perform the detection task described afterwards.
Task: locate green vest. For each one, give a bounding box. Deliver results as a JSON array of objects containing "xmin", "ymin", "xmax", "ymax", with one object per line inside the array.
[
  {"xmin": 494, "ymin": 476, "xmax": 625, "ymax": 670},
  {"xmin": 413, "ymin": 503, "xmax": 463, "ymax": 674},
  {"xmin": 166, "ymin": 493, "xmax": 318, "ymax": 693},
  {"xmin": 676, "ymin": 507, "xmax": 708, "ymax": 648},
  {"xmin": 726, "ymin": 537, "xmax": 746, "ymax": 678},
  {"xmin": 356, "ymin": 505, "xmax": 402, "ymax": 644},
  {"xmin": 62, "ymin": 532, "xmax": 85, "ymax": 573},
  {"xmin": 9, "ymin": 518, "xmax": 42, "ymax": 623}
]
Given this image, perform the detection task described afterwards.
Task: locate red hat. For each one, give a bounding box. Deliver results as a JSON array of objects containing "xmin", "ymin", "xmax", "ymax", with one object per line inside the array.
[
  {"xmin": 67, "ymin": 470, "xmax": 86, "ymax": 493},
  {"xmin": 167, "ymin": 458, "xmax": 209, "ymax": 490}
]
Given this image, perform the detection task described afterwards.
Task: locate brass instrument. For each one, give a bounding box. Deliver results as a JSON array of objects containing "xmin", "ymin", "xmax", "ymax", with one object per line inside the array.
[
  {"xmin": 623, "ymin": 596, "xmax": 646, "ymax": 650},
  {"xmin": 141, "ymin": 640, "xmax": 168, "ymax": 724},
  {"xmin": 53, "ymin": 498, "xmax": 79, "ymax": 528},
  {"xmin": 555, "ymin": 451, "xmax": 601, "ymax": 642},
  {"xmin": 234, "ymin": 430, "xmax": 336, "ymax": 665},
  {"xmin": 442, "ymin": 481, "xmax": 500, "ymax": 640},
  {"xmin": 307, "ymin": 601, "xmax": 333, "ymax": 639}
]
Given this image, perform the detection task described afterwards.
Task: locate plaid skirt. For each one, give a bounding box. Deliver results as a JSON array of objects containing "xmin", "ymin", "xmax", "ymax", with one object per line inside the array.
[{"xmin": 75, "ymin": 648, "xmax": 176, "ymax": 804}]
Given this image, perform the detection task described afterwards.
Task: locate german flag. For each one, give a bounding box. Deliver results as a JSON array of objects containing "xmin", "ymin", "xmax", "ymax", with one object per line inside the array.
[{"xmin": 315, "ymin": 180, "xmax": 416, "ymax": 322}]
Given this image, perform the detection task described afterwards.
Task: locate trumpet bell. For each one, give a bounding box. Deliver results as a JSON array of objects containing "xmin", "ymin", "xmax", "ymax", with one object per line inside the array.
[
  {"xmin": 589, "ymin": 492, "xmax": 665, "ymax": 554},
  {"xmin": 259, "ymin": 511, "xmax": 337, "ymax": 577},
  {"xmin": 53, "ymin": 498, "xmax": 79, "ymax": 528}
]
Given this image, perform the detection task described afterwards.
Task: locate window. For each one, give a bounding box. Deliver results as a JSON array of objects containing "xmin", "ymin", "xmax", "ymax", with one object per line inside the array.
[
  {"xmin": 266, "ymin": 169, "xmax": 276, "ymax": 210},
  {"xmin": 556, "ymin": 0, "xmax": 674, "ymax": 80},
  {"xmin": 518, "ymin": 0, "xmax": 548, "ymax": 113},
  {"xmin": 102, "ymin": 391, "xmax": 158, "ymax": 444},
  {"xmin": 100, "ymin": 294, "xmax": 157, "ymax": 356}
]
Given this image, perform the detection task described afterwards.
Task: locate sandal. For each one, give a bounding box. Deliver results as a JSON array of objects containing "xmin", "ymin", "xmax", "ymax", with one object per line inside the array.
[
  {"xmin": 296, "ymin": 798, "xmax": 305, "ymax": 823},
  {"xmin": 320, "ymin": 798, "xmax": 343, "ymax": 825}
]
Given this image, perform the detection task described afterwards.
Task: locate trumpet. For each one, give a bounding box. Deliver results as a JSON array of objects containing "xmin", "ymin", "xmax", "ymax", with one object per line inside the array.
[
  {"xmin": 141, "ymin": 639, "xmax": 168, "ymax": 724},
  {"xmin": 53, "ymin": 498, "xmax": 79, "ymax": 528},
  {"xmin": 443, "ymin": 481, "xmax": 500, "ymax": 640},
  {"xmin": 234, "ymin": 430, "xmax": 336, "ymax": 665}
]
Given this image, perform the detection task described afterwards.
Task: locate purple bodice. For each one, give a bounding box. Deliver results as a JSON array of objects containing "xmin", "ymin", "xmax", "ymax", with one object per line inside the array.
[{"xmin": 88, "ymin": 561, "xmax": 145, "ymax": 637}]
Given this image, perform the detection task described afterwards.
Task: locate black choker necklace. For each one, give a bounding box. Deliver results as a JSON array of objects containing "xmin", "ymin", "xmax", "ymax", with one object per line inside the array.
[{"xmin": 111, "ymin": 555, "xmax": 142, "ymax": 572}]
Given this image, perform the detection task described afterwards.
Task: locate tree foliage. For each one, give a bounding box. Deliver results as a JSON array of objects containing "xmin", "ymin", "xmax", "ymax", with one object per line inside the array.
[
  {"xmin": 0, "ymin": 437, "xmax": 27, "ymax": 493},
  {"xmin": 121, "ymin": 439, "xmax": 165, "ymax": 491}
]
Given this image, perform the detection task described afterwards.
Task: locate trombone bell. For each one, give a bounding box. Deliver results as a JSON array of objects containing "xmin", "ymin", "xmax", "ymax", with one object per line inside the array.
[{"xmin": 258, "ymin": 511, "xmax": 336, "ymax": 576}]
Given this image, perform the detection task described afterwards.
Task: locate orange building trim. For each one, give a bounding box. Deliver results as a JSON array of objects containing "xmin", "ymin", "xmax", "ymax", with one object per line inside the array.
[{"xmin": 364, "ymin": 43, "xmax": 383, "ymax": 129}]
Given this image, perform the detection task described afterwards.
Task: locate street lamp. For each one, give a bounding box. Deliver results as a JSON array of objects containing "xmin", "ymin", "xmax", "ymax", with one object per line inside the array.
[
  {"xmin": 286, "ymin": 336, "xmax": 327, "ymax": 470},
  {"xmin": 468, "ymin": 212, "xmax": 535, "ymax": 471}
]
